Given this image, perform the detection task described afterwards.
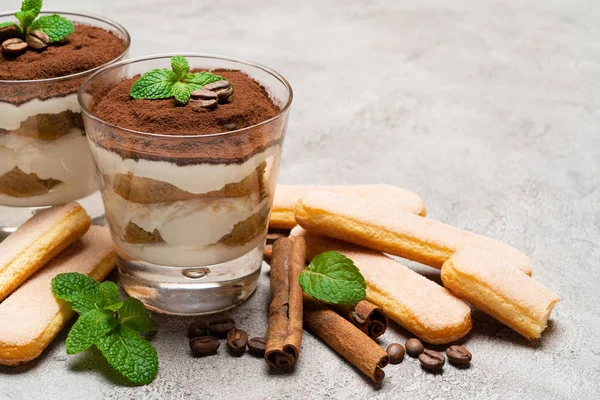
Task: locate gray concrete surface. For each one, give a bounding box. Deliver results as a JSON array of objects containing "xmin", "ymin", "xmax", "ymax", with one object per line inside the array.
[{"xmin": 1, "ymin": 0, "xmax": 599, "ymax": 398}]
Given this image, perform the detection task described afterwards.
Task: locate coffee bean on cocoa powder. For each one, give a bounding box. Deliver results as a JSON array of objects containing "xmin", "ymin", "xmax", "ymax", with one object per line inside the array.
[
  {"xmin": 191, "ymin": 89, "xmax": 218, "ymax": 100},
  {"xmin": 204, "ymin": 80, "xmax": 234, "ymax": 103},
  {"xmin": 446, "ymin": 345, "xmax": 472, "ymax": 366},
  {"xmin": 208, "ymin": 318, "xmax": 236, "ymax": 338},
  {"xmin": 187, "ymin": 321, "xmax": 210, "ymax": 339},
  {"xmin": 419, "ymin": 349, "xmax": 445, "ymax": 371},
  {"xmin": 26, "ymin": 30, "xmax": 50, "ymax": 51},
  {"xmin": 190, "ymin": 98, "xmax": 218, "ymax": 110},
  {"xmin": 405, "ymin": 338, "xmax": 424, "ymax": 357},
  {"xmin": 189, "ymin": 336, "xmax": 220, "ymax": 356},
  {"xmin": 226, "ymin": 328, "xmax": 249, "ymax": 356},
  {"xmin": 0, "ymin": 24, "xmax": 20, "ymax": 43},
  {"xmin": 247, "ymin": 337, "xmax": 267, "ymax": 357},
  {"xmin": 386, "ymin": 343, "xmax": 405, "ymax": 364},
  {"xmin": 1, "ymin": 38, "xmax": 28, "ymax": 56}
]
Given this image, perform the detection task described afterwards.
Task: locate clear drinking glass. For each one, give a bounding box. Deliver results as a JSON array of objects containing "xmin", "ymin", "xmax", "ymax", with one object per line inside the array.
[
  {"xmin": 79, "ymin": 54, "xmax": 292, "ymax": 315},
  {"xmin": 0, "ymin": 11, "xmax": 130, "ymax": 239}
]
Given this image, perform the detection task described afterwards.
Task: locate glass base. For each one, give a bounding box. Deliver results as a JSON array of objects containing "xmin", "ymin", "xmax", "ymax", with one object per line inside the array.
[
  {"xmin": 0, "ymin": 191, "xmax": 106, "ymax": 241},
  {"xmin": 116, "ymin": 243, "xmax": 264, "ymax": 315}
]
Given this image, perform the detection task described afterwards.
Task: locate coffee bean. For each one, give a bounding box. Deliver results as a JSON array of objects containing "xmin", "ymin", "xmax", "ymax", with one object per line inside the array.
[
  {"xmin": 189, "ymin": 336, "xmax": 220, "ymax": 356},
  {"xmin": 190, "ymin": 98, "xmax": 218, "ymax": 110},
  {"xmin": 203, "ymin": 80, "xmax": 231, "ymax": 92},
  {"xmin": 405, "ymin": 338, "xmax": 424, "ymax": 357},
  {"xmin": 247, "ymin": 337, "xmax": 267, "ymax": 357},
  {"xmin": 446, "ymin": 345, "xmax": 472, "ymax": 366},
  {"xmin": 191, "ymin": 89, "xmax": 218, "ymax": 100},
  {"xmin": 0, "ymin": 25, "xmax": 20, "ymax": 43},
  {"xmin": 215, "ymin": 86, "xmax": 234, "ymax": 104},
  {"xmin": 187, "ymin": 321, "xmax": 209, "ymax": 339},
  {"xmin": 27, "ymin": 30, "xmax": 50, "ymax": 51},
  {"xmin": 2, "ymin": 38, "xmax": 28, "ymax": 56},
  {"xmin": 226, "ymin": 328, "xmax": 248, "ymax": 356},
  {"xmin": 208, "ymin": 318, "xmax": 236, "ymax": 338},
  {"xmin": 386, "ymin": 343, "xmax": 405, "ymax": 364},
  {"xmin": 418, "ymin": 349, "xmax": 445, "ymax": 371},
  {"xmin": 266, "ymin": 231, "xmax": 288, "ymax": 245}
]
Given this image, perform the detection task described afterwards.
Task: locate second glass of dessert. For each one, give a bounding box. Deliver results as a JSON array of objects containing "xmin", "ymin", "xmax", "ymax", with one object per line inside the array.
[
  {"xmin": 79, "ymin": 54, "xmax": 292, "ymax": 314},
  {"xmin": 0, "ymin": 7, "xmax": 130, "ymax": 237}
]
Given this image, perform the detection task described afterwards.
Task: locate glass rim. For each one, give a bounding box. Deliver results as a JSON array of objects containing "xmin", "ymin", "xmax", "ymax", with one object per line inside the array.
[
  {"xmin": 78, "ymin": 52, "xmax": 294, "ymax": 139},
  {"xmin": 0, "ymin": 10, "xmax": 131, "ymax": 84}
]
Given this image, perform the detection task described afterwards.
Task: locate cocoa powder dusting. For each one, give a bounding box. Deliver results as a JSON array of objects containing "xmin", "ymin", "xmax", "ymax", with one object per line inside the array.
[
  {"xmin": 0, "ymin": 25, "xmax": 126, "ymax": 105},
  {"xmin": 90, "ymin": 70, "xmax": 286, "ymax": 165},
  {"xmin": 93, "ymin": 70, "xmax": 281, "ymax": 135},
  {"xmin": 0, "ymin": 24, "xmax": 126, "ymax": 80}
]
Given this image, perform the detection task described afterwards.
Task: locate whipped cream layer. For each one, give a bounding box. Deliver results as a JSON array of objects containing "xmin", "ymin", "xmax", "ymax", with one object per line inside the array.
[
  {"xmin": 114, "ymin": 232, "xmax": 265, "ymax": 267},
  {"xmin": 104, "ymin": 192, "xmax": 267, "ymax": 248},
  {"xmin": 89, "ymin": 141, "xmax": 277, "ymax": 195},
  {"xmin": 0, "ymin": 94, "xmax": 80, "ymax": 131},
  {"xmin": 0, "ymin": 129, "xmax": 98, "ymax": 206}
]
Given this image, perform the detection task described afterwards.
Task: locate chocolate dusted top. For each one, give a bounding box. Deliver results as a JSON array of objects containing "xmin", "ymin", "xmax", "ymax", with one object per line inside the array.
[
  {"xmin": 93, "ymin": 70, "xmax": 281, "ymax": 135},
  {"xmin": 89, "ymin": 69, "xmax": 286, "ymax": 165},
  {"xmin": 0, "ymin": 24, "xmax": 126, "ymax": 105}
]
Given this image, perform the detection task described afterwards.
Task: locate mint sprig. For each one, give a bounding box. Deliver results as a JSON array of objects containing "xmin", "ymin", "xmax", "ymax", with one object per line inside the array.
[
  {"xmin": 129, "ymin": 55, "xmax": 226, "ymax": 105},
  {"xmin": 5, "ymin": 0, "xmax": 73, "ymax": 44},
  {"xmin": 51, "ymin": 273, "xmax": 158, "ymax": 385},
  {"xmin": 298, "ymin": 251, "xmax": 367, "ymax": 306}
]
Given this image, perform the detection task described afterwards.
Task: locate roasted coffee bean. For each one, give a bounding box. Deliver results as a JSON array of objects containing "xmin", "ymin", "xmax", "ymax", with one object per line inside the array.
[
  {"xmin": 190, "ymin": 98, "xmax": 218, "ymax": 110},
  {"xmin": 203, "ymin": 80, "xmax": 231, "ymax": 92},
  {"xmin": 208, "ymin": 318, "xmax": 236, "ymax": 338},
  {"xmin": 191, "ymin": 89, "xmax": 218, "ymax": 100},
  {"xmin": 386, "ymin": 343, "xmax": 405, "ymax": 364},
  {"xmin": 419, "ymin": 349, "xmax": 445, "ymax": 371},
  {"xmin": 405, "ymin": 338, "xmax": 424, "ymax": 357},
  {"xmin": 266, "ymin": 230, "xmax": 289, "ymax": 245},
  {"xmin": 0, "ymin": 25, "xmax": 20, "ymax": 42},
  {"xmin": 226, "ymin": 328, "xmax": 249, "ymax": 356},
  {"xmin": 187, "ymin": 320, "xmax": 210, "ymax": 339},
  {"xmin": 2, "ymin": 38, "xmax": 28, "ymax": 56},
  {"xmin": 247, "ymin": 337, "xmax": 267, "ymax": 357},
  {"xmin": 215, "ymin": 85, "xmax": 234, "ymax": 104},
  {"xmin": 446, "ymin": 345, "xmax": 472, "ymax": 366},
  {"xmin": 27, "ymin": 30, "xmax": 50, "ymax": 51},
  {"xmin": 189, "ymin": 336, "xmax": 220, "ymax": 356}
]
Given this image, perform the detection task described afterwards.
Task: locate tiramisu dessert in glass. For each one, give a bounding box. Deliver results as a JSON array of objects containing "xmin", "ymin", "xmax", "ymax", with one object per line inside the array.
[
  {"xmin": 79, "ymin": 54, "xmax": 292, "ymax": 314},
  {"xmin": 0, "ymin": 6, "xmax": 129, "ymax": 238}
]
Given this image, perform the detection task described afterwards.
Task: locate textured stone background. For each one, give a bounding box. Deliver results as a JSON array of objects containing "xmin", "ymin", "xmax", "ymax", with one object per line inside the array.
[{"xmin": 1, "ymin": 0, "xmax": 599, "ymax": 398}]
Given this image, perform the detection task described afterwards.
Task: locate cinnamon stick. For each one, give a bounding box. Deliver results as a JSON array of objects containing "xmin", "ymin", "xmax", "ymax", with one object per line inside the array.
[
  {"xmin": 265, "ymin": 237, "xmax": 306, "ymax": 370},
  {"xmin": 263, "ymin": 244, "xmax": 273, "ymax": 262},
  {"xmin": 332, "ymin": 300, "xmax": 389, "ymax": 339},
  {"xmin": 303, "ymin": 295, "xmax": 389, "ymax": 384}
]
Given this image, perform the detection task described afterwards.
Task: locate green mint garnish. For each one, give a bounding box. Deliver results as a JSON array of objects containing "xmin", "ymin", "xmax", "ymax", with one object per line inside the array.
[
  {"xmin": 298, "ymin": 251, "xmax": 367, "ymax": 306},
  {"xmin": 6, "ymin": 0, "xmax": 73, "ymax": 44},
  {"xmin": 51, "ymin": 273, "xmax": 158, "ymax": 386},
  {"xmin": 129, "ymin": 55, "xmax": 226, "ymax": 105},
  {"xmin": 29, "ymin": 14, "xmax": 74, "ymax": 42}
]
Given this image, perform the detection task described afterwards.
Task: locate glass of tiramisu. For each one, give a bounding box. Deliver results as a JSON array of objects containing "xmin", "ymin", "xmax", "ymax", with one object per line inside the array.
[
  {"xmin": 0, "ymin": 10, "xmax": 129, "ymax": 237},
  {"xmin": 79, "ymin": 54, "xmax": 292, "ymax": 314}
]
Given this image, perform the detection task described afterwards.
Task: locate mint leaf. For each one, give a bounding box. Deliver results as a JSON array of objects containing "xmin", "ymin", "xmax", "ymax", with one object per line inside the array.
[
  {"xmin": 130, "ymin": 69, "xmax": 177, "ymax": 99},
  {"xmin": 105, "ymin": 302, "xmax": 124, "ymax": 312},
  {"xmin": 98, "ymin": 281, "xmax": 120, "ymax": 307},
  {"xmin": 66, "ymin": 309, "xmax": 118, "ymax": 355},
  {"xmin": 21, "ymin": 0, "xmax": 42, "ymax": 17},
  {"xmin": 96, "ymin": 325, "xmax": 158, "ymax": 385},
  {"xmin": 171, "ymin": 56, "xmax": 189, "ymax": 80},
  {"xmin": 298, "ymin": 251, "xmax": 366, "ymax": 306},
  {"xmin": 171, "ymin": 82, "xmax": 192, "ymax": 104},
  {"xmin": 51, "ymin": 273, "xmax": 99, "ymax": 299},
  {"xmin": 30, "ymin": 14, "xmax": 74, "ymax": 43},
  {"xmin": 184, "ymin": 72, "xmax": 224, "ymax": 87},
  {"xmin": 120, "ymin": 298, "xmax": 156, "ymax": 333},
  {"xmin": 15, "ymin": 10, "xmax": 37, "ymax": 30}
]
